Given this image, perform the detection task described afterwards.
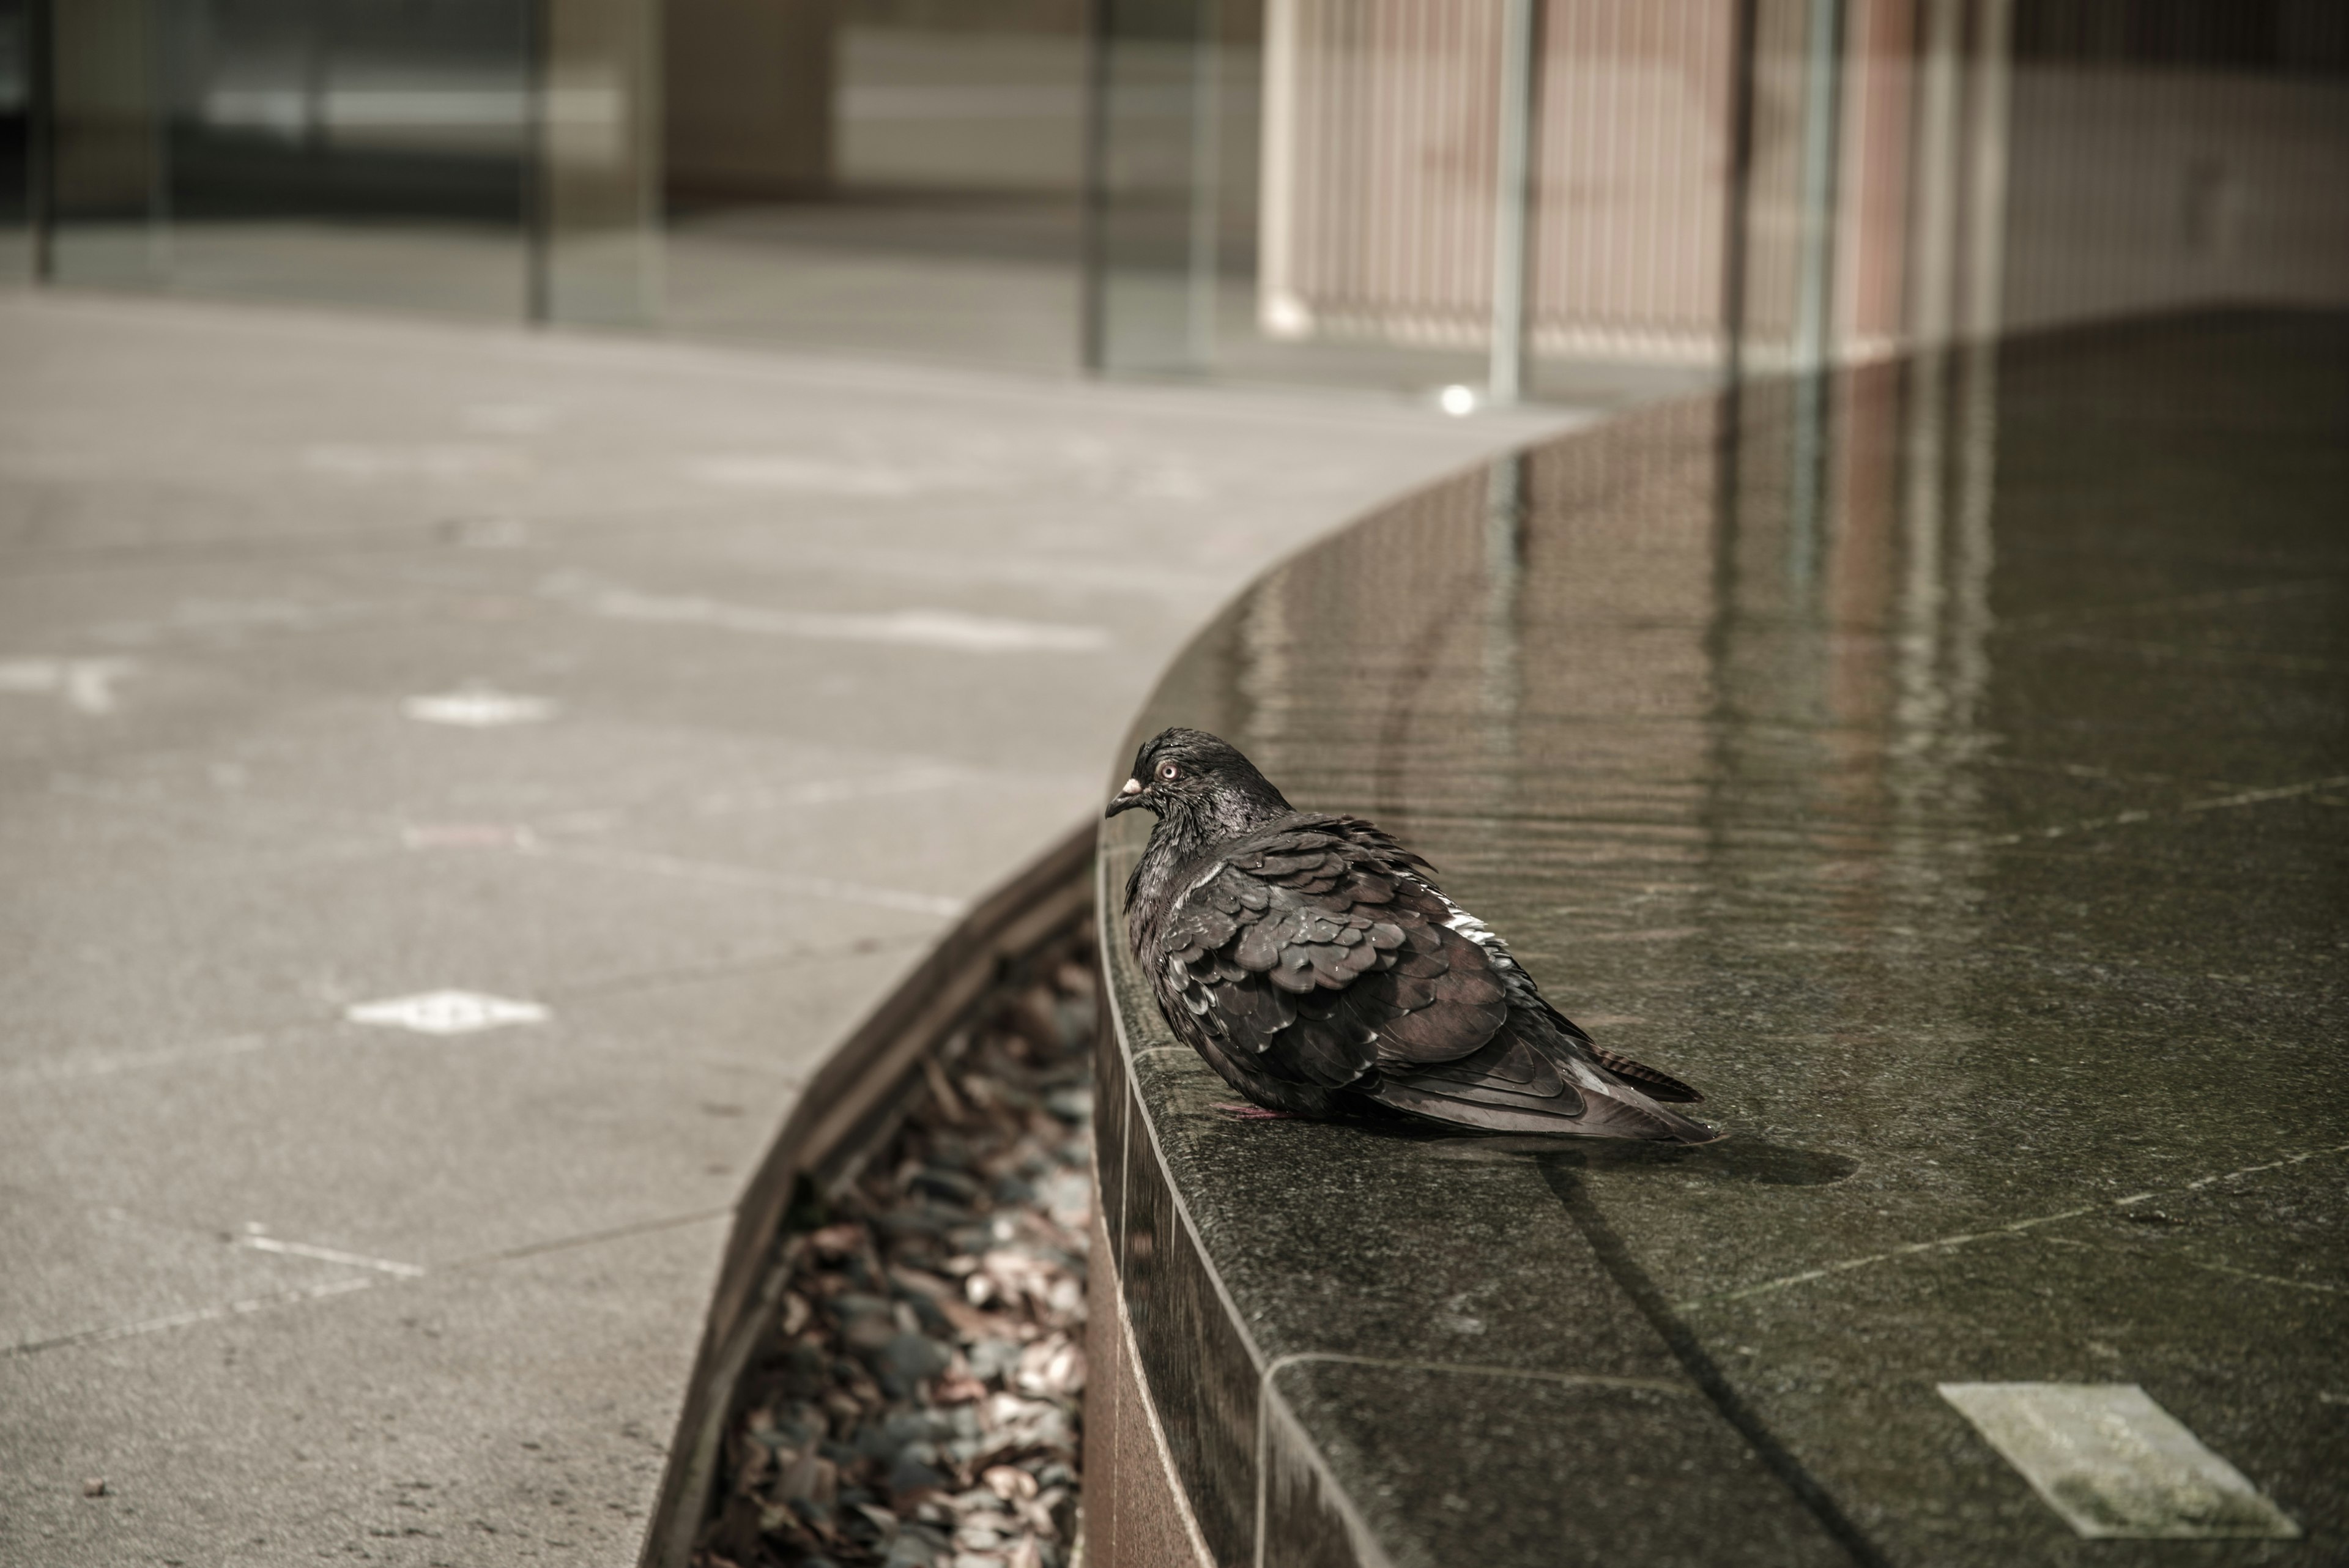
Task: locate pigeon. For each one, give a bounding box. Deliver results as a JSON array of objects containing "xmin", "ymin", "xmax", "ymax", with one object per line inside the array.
[{"xmin": 1107, "ymin": 727, "xmax": 1718, "ymax": 1143}]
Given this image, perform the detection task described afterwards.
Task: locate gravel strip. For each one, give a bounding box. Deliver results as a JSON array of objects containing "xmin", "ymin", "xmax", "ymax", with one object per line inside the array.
[{"xmin": 696, "ymin": 923, "xmax": 1098, "ymax": 1568}]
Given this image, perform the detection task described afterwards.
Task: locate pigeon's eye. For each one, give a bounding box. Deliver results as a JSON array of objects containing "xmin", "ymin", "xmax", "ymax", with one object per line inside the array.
[{"xmin": 1157, "ymin": 761, "xmax": 1180, "ymax": 782}]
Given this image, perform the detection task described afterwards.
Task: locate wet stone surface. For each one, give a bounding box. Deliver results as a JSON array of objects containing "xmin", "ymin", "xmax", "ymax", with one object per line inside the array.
[
  {"xmin": 697, "ymin": 929, "xmax": 1097, "ymax": 1568},
  {"xmin": 1098, "ymin": 313, "xmax": 2349, "ymax": 1566}
]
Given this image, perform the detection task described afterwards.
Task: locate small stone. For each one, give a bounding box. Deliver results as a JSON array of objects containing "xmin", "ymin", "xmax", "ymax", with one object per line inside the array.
[
  {"xmin": 81, "ymin": 1477, "xmax": 107, "ymax": 1498},
  {"xmin": 888, "ymin": 1454, "xmax": 952, "ymax": 1499},
  {"xmin": 883, "ymin": 1332, "xmax": 954, "ymax": 1383},
  {"xmin": 982, "ymin": 1464, "xmax": 1039, "ymax": 1502}
]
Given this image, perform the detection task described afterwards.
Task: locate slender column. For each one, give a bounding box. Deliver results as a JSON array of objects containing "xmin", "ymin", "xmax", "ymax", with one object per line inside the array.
[
  {"xmin": 1961, "ymin": 0, "xmax": 2012, "ymax": 344},
  {"xmin": 1790, "ymin": 0, "xmax": 1844, "ymax": 376},
  {"xmin": 1487, "ymin": 0, "xmax": 1539, "ymax": 404},
  {"xmin": 1906, "ymin": 0, "xmax": 1962, "ymax": 349}
]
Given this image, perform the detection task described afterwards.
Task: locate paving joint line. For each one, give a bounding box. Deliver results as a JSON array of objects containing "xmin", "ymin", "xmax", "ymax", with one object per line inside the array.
[
  {"xmin": 1975, "ymin": 773, "xmax": 2349, "ymax": 849},
  {"xmin": 1679, "ymin": 1141, "xmax": 2349, "ymax": 1311},
  {"xmin": 0, "ymin": 1208, "xmax": 738, "ymax": 1359}
]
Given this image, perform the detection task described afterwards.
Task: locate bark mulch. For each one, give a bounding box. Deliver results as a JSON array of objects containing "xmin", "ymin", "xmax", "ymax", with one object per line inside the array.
[{"xmin": 696, "ymin": 923, "xmax": 1098, "ymax": 1568}]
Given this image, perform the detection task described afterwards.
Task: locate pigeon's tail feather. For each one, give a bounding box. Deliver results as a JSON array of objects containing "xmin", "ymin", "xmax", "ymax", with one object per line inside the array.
[
  {"xmin": 1586, "ymin": 1042, "xmax": 1705, "ymax": 1104},
  {"xmin": 1366, "ymin": 1072, "xmax": 1720, "ymax": 1143}
]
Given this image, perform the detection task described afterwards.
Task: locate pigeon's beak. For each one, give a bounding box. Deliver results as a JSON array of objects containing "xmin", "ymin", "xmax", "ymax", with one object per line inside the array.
[{"xmin": 1104, "ymin": 776, "xmax": 1147, "ymax": 819}]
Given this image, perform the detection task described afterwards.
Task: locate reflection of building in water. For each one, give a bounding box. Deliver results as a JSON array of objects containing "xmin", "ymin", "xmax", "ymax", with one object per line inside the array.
[{"xmin": 7, "ymin": 1, "xmax": 2342, "ymax": 392}]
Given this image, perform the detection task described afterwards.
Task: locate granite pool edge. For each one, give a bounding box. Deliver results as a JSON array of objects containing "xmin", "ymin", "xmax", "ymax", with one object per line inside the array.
[{"xmin": 1085, "ymin": 843, "xmax": 1398, "ymax": 1568}]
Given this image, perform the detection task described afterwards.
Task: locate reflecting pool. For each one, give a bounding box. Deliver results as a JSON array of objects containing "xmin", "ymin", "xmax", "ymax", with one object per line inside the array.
[{"xmin": 1097, "ymin": 310, "xmax": 2348, "ymax": 1566}]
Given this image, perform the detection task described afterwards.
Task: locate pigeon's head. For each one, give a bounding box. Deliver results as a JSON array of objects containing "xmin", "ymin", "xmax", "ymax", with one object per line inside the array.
[{"xmin": 1105, "ymin": 727, "xmax": 1292, "ymax": 828}]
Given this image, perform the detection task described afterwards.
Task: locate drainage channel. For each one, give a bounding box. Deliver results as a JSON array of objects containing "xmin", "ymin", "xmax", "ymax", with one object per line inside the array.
[{"xmin": 646, "ymin": 823, "xmax": 1099, "ymax": 1568}]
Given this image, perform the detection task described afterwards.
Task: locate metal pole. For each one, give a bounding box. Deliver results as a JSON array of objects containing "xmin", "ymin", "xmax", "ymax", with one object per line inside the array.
[
  {"xmin": 1962, "ymin": 0, "xmax": 2013, "ymax": 344},
  {"xmin": 1487, "ymin": 0, "xmax": 1538, "ymax": 405},
  {"xmin": 1784, "ymin": 0, "xmax": 1843, "ymax": 593}
]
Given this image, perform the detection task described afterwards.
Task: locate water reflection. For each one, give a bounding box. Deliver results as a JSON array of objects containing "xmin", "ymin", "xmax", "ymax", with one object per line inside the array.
[{"xmin": 1145, "ymin": 309, "xmax": 2345, "ymax": 1247}]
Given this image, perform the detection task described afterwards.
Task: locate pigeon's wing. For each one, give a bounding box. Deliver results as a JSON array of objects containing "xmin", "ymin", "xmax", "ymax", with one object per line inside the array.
[
  {"xmin": 1155, "ymin": 816, "xmax": 1716, "ymax": 1142},
  {"xmin": 1154, "ymin": 820, "xmax": 1513, "ymax": 1091}
]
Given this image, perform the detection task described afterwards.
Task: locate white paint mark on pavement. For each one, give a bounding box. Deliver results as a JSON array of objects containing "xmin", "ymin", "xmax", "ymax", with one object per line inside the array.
[
  {"xmin": 239, "ymin": 1225, "xmax": 425, "ymax": 1278},
  {"xmin": 540, "ymin": 573, "xmax": 1108, "ymax": 653},
  {"xmin": 345, "ymin": 991, "xmax": 549, "ymax": 1035},
  {"xmin": 1939, "ymin": 1383, "xmax": 2300, "ymax": 1539},
  {"xmin": 0, "ymin": 658, "xmax": 139, "ymax": 713},
  {"xmin": 403, "ymin": 688, "xmax": 557, "ymax": 726}
]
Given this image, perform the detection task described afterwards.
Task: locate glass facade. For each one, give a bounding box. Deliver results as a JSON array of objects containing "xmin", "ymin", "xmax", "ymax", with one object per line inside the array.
[
  {"xmin": 0, "ymin": 0, "xmax": 28, "ymax": 283},
  {"xmin": 6, "ymin": 0, "xmax": 2345, "ymax": 395},
  {"xmin": 661, "ymin": 0, "xmax": 1088, "ymax": 370},
  {"xmin": 1094, "ymin": 0, "xmax": 2348, "ymax": 399},
  {"xmin": 50, "ymin": 0, "xmax": 533, "ymax": 314}
]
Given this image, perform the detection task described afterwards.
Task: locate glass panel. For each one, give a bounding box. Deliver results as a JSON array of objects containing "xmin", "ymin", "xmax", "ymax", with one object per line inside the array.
[
  {"xmin": 660, "ymin": 0, "xmax": 1087, "ymax": 371},
  {"xmin": 1096, "ymin": 0, "xmax": 1496, "ymax": 392},
  {"xmin": 49, "ymin": 0, "xmax": 168, "ymax": 288},
  {"xmin": 1088, "ymin": 0, "xmax": 1214, "ymax": 373},
  {"xmin": 542, "ymin": 0, "xmax": 659, "ymax": 325},
  {"xmin": 1093, "ymin": 0, "xmax": 1731, "ymax": 403},
  {"xmin": 51, "ymin": 0, "xmax": 531, "ymax": 318}
]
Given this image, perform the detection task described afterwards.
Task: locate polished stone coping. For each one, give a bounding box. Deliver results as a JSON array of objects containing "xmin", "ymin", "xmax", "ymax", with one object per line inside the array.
[{"xmin": 1090, "ymin": 313, "xmax": 2348, "ymax": 1566}]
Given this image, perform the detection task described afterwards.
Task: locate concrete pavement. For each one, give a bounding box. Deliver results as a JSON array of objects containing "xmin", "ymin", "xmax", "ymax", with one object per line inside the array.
[{"xmin": 0, "ymin": 289, "xmax": 1583, "ymax": 1567}]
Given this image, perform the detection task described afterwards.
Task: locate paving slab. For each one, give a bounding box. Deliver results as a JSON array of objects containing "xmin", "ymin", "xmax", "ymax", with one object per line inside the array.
[{"xmin": 0, "ymin": 288, "xmax": 1582, "ymax": 1567}]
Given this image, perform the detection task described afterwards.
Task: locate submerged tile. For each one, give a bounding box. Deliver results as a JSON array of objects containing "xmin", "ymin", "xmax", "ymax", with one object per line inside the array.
[{"xmin": 1938, "ymin": 1383, "xmax": 2300, "ymax": 1540}]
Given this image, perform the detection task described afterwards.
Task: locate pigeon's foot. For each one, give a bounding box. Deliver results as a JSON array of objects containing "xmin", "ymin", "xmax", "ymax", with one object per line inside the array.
[{"xmin": 1212, "ymin": 1102, "xmax": 1297, "ymax": 1121}]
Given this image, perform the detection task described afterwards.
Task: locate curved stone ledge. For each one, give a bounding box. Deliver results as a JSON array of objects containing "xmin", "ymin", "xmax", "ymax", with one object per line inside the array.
[{"xmin": 1085, "ymin": 314, "xmax": 2348, "ymax": 1567}]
